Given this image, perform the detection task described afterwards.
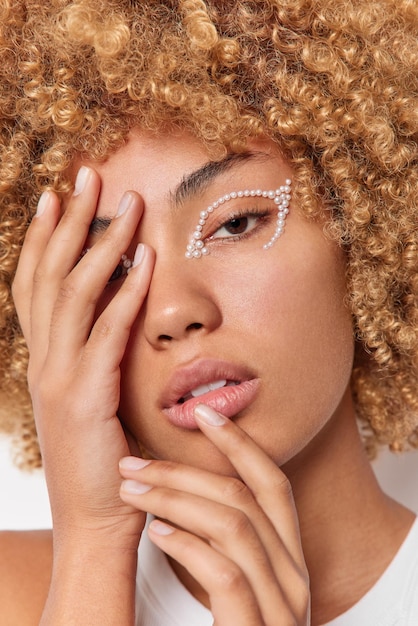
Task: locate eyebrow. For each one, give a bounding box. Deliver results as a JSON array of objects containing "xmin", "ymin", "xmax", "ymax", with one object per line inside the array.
[
  {"xmin": 171, "ymin": 151, "xmax": 268, "ymax": 206},
  {"xmin": 88, "ymin": 150, "xmax": 269, "ymax": 234}
]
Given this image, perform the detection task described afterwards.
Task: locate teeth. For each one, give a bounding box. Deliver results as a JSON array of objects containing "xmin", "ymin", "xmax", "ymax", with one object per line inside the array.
[
  {"xmin": 178, "ymin": 380, "xmax": 240, "ymax": 404},
  {"xmin": 191, "ymin": 379, "xmax": 227, "ymax": 398}
]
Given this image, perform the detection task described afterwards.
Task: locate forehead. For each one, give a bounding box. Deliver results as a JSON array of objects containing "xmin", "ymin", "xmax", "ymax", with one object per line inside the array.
[{"xmin": 78, "ymin": 128, "xmax": 288, "ymax": 217}]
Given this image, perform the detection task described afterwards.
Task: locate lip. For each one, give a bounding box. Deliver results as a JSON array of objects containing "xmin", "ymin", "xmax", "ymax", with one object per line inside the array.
[{"xmin": 161, "ymin": 358, "xmax": 260, "ymax": 429}]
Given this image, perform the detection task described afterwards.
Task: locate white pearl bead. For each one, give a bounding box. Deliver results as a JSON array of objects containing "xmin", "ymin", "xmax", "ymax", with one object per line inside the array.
[{"xmin": 185, "ymin": 180, "xmax": 292, "ymax": 258}]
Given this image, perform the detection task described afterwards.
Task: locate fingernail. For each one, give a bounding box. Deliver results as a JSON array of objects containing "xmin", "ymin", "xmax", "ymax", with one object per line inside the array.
[
  {"xmin": 36, "ymin": 191, "xmax": 52, "ymax": 217},
  {"xmin": 121, "ymin": 479, "xmax": 152, "ymax": 495},
  {"xmin": 116, "ymin": 191, "xmax": 135, "ymax": 217},
  {"xmin": 149, "ymin": 520, "xmax": 175, "ymax": 536},
  {"xmin": 132, "ymin": 243, "xmax": 145, "ymax": 268},
  {"xmin": 119, "ymin": 456, "xmax": 151, "ymax": 471},
  {"xmin": 194, "ymin": 404, "xmax": 227, "ymax": 426},
  {"xmin": 73, "ymin": 166, "xmax": 92, "ymax": 196}
]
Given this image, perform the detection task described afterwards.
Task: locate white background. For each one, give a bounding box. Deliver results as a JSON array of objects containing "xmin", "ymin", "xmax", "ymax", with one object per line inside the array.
[{"xmin": 1, "ymin": 435, "xmax": 418, "ymax": 530}]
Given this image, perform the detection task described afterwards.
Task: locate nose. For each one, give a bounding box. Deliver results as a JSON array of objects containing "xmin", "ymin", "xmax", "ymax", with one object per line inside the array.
[{"xmin": 142, "ymin": 258, "xmax": 222, "ymax": 349}]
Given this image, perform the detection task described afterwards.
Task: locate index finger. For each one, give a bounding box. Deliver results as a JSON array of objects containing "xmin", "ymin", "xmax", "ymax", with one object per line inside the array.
[{"xmin": 194, "ymin": 403, "xmax": 305, "ymax": 569}]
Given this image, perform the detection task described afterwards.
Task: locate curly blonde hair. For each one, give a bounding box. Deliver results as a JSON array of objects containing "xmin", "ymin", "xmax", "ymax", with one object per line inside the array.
[{"xmin": 0, "ymin": 0, "xmax": 417, "ymax": 468}]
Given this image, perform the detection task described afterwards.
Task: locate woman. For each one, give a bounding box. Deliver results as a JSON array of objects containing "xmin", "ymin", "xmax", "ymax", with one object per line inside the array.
[{"xmin": 0, "ymin": 1, "xmax": 417, "ymax": 624}]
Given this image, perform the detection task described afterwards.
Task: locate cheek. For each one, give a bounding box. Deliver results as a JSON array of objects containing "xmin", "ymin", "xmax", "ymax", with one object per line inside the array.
[{"xmin": 219, "ymin": 241, "xmax": 354, "ymax": 456}]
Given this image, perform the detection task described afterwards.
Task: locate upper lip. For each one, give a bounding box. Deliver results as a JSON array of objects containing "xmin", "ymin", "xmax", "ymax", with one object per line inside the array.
[{"xmin": 160, "ymin": 358, "xmax": 258, "ymax": 409}]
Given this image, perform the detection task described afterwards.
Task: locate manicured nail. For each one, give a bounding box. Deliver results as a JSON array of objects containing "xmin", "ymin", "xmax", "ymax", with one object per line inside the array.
[
  {"xmin": 73, "ymin": 166, "xmax": 92, "ymax": 196},
  {"xmin": 149, "ymin": 520, "xmax": 175, "ymax": 536},
  {"xmin": 194, "ymin": 404, "xmax": 227, "ymax": 426},
  {"xmin": 119, "ymin": 456, "xmax": 151, "ymax": 471},
  {"xmin": 132, "ymin": 243, "xmax": 145, "ymax": 268},
  {"xmin": 36, "ymin": 191, "xmax": 53, "ymax": 217},
  {"xmin": 121, "ymin": 479, "xmax": 152, "ymax": 495},
  {"xmin": 116, "ymin": 191, "xmax": 136, "ymax": 217}
]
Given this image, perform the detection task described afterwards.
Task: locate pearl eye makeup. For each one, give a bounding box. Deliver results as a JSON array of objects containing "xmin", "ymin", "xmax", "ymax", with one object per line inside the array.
[{"xmin": 184, "ymin": 179, "xmax": 292, "ymax": 259}]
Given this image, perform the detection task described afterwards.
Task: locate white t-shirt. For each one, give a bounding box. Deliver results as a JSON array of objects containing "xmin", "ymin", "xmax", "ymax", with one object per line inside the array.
[{"xmin": 135, "ymin": 516, "xmax": 418, "ymax": 625}]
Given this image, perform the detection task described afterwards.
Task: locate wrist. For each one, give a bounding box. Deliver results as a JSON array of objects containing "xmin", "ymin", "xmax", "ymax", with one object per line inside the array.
[
  {"xmin": 42, "ymin": 539, "xmax": 139, "ymax": 626},
  {"xmin": 50, "ymin": 509, "xmax": 145, "ymax": 554}
]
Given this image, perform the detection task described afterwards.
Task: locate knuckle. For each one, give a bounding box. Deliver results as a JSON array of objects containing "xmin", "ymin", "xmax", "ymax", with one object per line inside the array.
[
  {"xmin": 272, "ymin": 473, "xmax": 294, "ymax": 499},
  {"xmin": 32, "ymin": 371, "xmax": 59, "ymax": 406},
  {"xmin": 93, "ymin": 317, "xmax": 115, "ymax": 339},
  {"xmin": 172, "ymin": 532, "xmax": 196, "ymax": 558},
  {"xmin": 218, "ymin": 508, "xmax": 252, "ymax": 539},
  {"xmin": 56, "ymin": 280, "xmax": 78, "ymax": 304},
  {"xmin": 153, "ymin": 461, "xmax": 179, "ymax": 481},
  {"xmin": 32, "ymin": 264, "xmax": 48, "ymax": 287},
  {"xmin": 151, "ymin": 487, "xmax": 177, "ymax": 512},
  {"xmin": 215, "ymin": 562, "xmax": 246, "ymax": 593},
  {"xmin": 221, "ymin": 477, "xmax": 251, "ymax": 504},
  {"xmin": 295, "ymin": 572, "xmax": 311, "ymax": 608}
]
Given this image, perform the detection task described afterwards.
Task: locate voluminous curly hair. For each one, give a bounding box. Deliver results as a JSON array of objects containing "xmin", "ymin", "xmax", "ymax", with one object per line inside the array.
[{"xmin": 0, "ymin": 0, "xmax": 417, "ymax": 468}]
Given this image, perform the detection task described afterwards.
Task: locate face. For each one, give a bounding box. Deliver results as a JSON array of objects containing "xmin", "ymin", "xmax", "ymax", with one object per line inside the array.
[{"xmin": 82, "ymin": 128, "xmax": 355, "ymax": 474}]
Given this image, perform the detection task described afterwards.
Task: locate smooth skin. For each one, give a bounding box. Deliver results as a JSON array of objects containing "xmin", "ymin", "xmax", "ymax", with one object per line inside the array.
[{"xmin": 1, "ymin": 129, "xmax": 414, "ymax": 626}]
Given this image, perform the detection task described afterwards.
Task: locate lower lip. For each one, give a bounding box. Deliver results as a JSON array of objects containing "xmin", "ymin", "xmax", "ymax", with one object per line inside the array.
[{"xmin": 163, "ymin": 379, "xmax": 261, "ymax": 429}]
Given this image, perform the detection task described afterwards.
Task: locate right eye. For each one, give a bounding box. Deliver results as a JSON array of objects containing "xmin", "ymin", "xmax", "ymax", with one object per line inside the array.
[
  {"xmin": 107, "ymin": 254, "xmax": 132, "ymax": 284},
  {"xmin": 108, "ymin": 263, "xmax": 125, "ymax": 283}
]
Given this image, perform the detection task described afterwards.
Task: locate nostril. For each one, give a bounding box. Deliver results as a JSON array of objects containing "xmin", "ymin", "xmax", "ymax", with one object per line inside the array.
[
  {"xmin": 186, "ymin": 322, "xmax": 203, "ymax": 332},
  {"xmin": 157, "ymin": 323, "xmax": 203, "ymax": 342},
  {"xmin": 158, "ymin": 334, "xmax": 173, "ymax": 341}
]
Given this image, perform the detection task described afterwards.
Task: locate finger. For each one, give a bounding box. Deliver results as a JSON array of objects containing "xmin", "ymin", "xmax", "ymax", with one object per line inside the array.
[
  {"xmin": 121, "ymin": 483, "xmax": 288, "ymax": 624},
  {"xmin": 11, "ymin": 190, "xmax": 61, "ymax": 345},
  {"xmin": 46, "ymin": 193, "xmax": 146, "ymax": 368},
  {"xmin": 81, "ymin": 243, "xmax": 155, "ymax": 371},
  {"xmin": 29, "ymin": 167, "xmax": 101, "ymax": 368},
  {"xmin": 194, "ymin": 404, "xmax": 305, "ymax": 570},
  {"xmin": 148, "ymin": 519, "xmax": 295, "ymax": 626},
  {"xmin": 119, "ymin": 455, "xmax": 290, "ymax": 577}
]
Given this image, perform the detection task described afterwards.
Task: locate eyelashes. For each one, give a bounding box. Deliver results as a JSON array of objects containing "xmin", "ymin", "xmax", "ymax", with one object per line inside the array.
[
  {"xmin": 205, "ymin": 209, "xmax": 271, "ymax": 243},
  {"xmin": 185, "ymin": 181, "xmax": 292, "ymax": 259}
]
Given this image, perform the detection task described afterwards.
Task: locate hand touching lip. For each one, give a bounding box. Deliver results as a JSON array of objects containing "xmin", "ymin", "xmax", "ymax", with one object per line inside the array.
[{"xmin": 160, "ymin": 358, "xmax": 261, "ymax": 429}]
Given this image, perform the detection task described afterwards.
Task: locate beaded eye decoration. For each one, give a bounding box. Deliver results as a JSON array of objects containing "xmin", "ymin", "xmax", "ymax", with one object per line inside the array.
[
  {"xmin": 79, "ymin": 248, "xmax": 134, "ymax": 282},
  {"xmin": 184, "ymin": 179, "xmax": 292, "ymax": 259}
]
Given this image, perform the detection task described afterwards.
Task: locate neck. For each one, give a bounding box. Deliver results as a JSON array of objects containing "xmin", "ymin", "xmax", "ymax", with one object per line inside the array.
[
  {"xmin": 282, "ymin": 392, "xmax": 414, "ymax": 623},
  {"xmin": 169, "ymin": 392, "xmax": 415, "ymax": 623}
]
